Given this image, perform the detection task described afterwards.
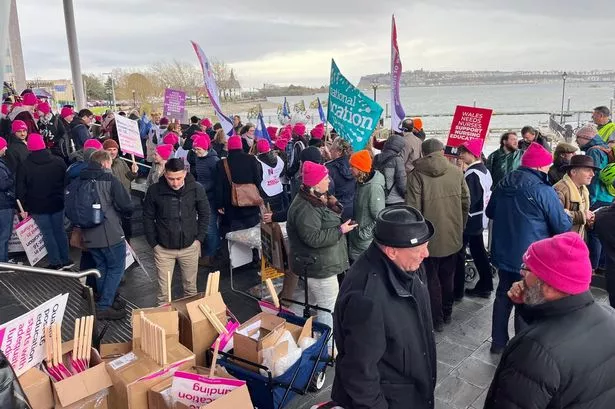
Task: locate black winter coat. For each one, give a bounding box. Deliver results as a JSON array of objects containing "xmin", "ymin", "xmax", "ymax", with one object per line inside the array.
[
  {"xmin": 5, "ymin": 136, "xmax": 29, "ymax": 174},
  {"xmin": 182, "ymin": 124, "xmax": 201, "ymax": 147},
  {"xmin": 16, "ymin": 150, "xmax": 67, "ymax": 214},
  {"xmin": 194, "ymin": 149, "xmax": 220, "ymax": 203},
  {"xmin": 0, "ymin": 158, "xmax": 15, "ymax": 210},
  {"xmin": 325, "ymin": 155, "xmax": 355, "ymax": 221},
  {"xmin": 485, "ymin": 291, "xmax": 615, "ymax": 409},
  {"xmin": 143, "ymin": 173, "xmax": 209, "ymax": 250},
  {"xmin": 215, "ymin": 150, "xmax": 262, "ymax": 224},
  {"xmin": 332, "ymin": 244, "xmax": 436, "ymax": 409},
  {"xmin": 595, "ymin": 203, "xmax": 615, "ymax": 294}
]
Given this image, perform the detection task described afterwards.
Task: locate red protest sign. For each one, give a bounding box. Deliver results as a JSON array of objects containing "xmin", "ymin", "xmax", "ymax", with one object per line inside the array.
[{"xmin": 445, "ymin": 105, "xmax": 493, "ymax": 156}]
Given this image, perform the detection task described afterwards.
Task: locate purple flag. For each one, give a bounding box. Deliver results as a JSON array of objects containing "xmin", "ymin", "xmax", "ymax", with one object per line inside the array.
[{"xmin": 390, "ymin": 15, "xmax": 406, "ymax": 132}]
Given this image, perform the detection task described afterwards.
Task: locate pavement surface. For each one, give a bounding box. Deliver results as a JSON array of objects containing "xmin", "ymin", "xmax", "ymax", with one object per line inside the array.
[{"xmin": 0, "ymin": 232, "xmax": 609, "ymax": 409}]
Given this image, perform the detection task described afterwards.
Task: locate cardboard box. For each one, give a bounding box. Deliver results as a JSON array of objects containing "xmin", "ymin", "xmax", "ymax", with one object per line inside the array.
[
  {"xmin": 172, "ymin": 292, "xmax": 228, "ymax": 367},
  {"xmin": 106, "ymin": 309, "xmax": 196, "ymax": 409},
  {"xmin": 51, "ymin": 345, "xmax": 113, "ymax": 409},
  {"xmin": 18, "ymin": 367, "xmax": 54, "ymax": 409},
  {"xmin": 148, "ymin": 368, "xmax": 252, "ymax": 409},
  {"xmin": 232, "ymin": 312, "xmax": 286, "ymax": 369},
  {"xmin": 100, "ymin": 342, "xmax": 132, "ymax": 361}
]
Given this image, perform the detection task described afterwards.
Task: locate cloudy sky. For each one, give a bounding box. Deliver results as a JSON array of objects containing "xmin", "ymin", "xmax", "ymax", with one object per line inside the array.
[{"xmin": 11, "ymin": 0, "xmax": 615, "ymax": 87}]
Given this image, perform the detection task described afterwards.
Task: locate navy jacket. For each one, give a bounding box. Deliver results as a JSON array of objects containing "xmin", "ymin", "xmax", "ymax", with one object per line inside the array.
[
  {"xmin": 486, "ymin": 167, "xmax": 572, "ymax": 272},
  {"xmin": 326, "ymin": 156, "xmax": 355, "ymax": 221},
  {"xmin": 0, "ymin": 158, "xmax": 15, "ymax": 210},
  {"xmin": 69, "ymin": 117, "xmax": 91, "ymax": 150},
  {"xmin": 16, "ymin": 150, "xmax": 67, "ymax": 215},
  {"xmin": 194, "ymin": 149, "xmax": 220, "ymax": 203}
]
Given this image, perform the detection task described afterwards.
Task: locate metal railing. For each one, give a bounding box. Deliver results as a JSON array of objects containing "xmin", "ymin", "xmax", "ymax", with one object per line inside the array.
[{"xmin": 0, "ymin": 263, "xmax": 101, "ymax": 279}]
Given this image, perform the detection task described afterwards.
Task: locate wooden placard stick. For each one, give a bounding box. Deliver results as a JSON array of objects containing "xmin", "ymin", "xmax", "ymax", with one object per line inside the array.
[
  {"xmin": 44, "ymin": 326, "xmax": 52, "ymax": 364},
  {"xmin": 139, "ymin": 312, "xmax": 147, "ymax": 353},
  {"xmin": 212, "ymin": 271, "xmax": 220, "ymax": 294},
  {"xmin": 167, "ymin": 271, "xmax": 172, "ymax": 303},
  {"xmin": 209, "ymin": 338, "xmax": 220, "ymax": 378},
  {"xmin": 265, "ymin": 278, "xmax": 280, "ymax": 309},
  {"xmin": 160, "ymin": 325, "xmax": 168, "ymax": 366},
  {"xmin": 85, "ymin": 316, "xmax": 94, "ymax": 368},
  {"xmin": 205, "ymin": 273, "xmax": 212, "ymax": 297},
  {"xmin": 71, "ymin": 318, "xmax": 81, "ymax": 372},
  {"xmin": 16, "ymin": 199, "xmax": 25, "ymax": 219},
  {"xmin": 198, "ymin": 304, "xmax": 227, "ymax": 334},
  {"xmin": 78, "ymin": 316, "xmax": 87, "ymax": 369}
]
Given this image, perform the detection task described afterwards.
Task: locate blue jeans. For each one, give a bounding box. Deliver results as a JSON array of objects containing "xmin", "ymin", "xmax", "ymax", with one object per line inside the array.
[
  {"xmin": 492, "ymin": 269, "xmax": 525, "ymax": 348},
  {"xmin": 204, "ymin": 202, "xmax": 219, "ymax": 257},
  {"xmin": 32, "ymin": 211, "xmax": 70, "ymax": 266},
  {"xmin": 0, "ymin": 209, "xmax": 14, "ymax": 262},
  {"xmin": 90, "ymin": 241, "xmax": 126, "ymax": 310}
]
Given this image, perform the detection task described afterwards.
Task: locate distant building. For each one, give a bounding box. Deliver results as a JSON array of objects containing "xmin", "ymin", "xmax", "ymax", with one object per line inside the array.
[
  {"xmin": 25, "ymin": 79, "xmax": 75, "ymax": 104},
  {"xmin": 218, "ymin": 69, "xmax": 242, "ymax": 100}
]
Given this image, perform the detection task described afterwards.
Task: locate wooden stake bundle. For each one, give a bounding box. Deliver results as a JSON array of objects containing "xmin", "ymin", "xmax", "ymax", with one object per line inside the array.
[
  {"xmin": 198, "ymin": 304, "xmax": 228, "ymax": 335},
  {"xmin": 205, "ymin": 271, "xmax": 220, "ymax": 296},
  {"xmin": 139, "ymin": 312, "xmax": 168, "ymax": 366}
]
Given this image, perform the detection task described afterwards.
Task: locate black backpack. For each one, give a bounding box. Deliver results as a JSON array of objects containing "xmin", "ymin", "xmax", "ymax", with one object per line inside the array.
[{"xmin": 65, "ymin": 178, "xmax": 104, "ymax": 228}]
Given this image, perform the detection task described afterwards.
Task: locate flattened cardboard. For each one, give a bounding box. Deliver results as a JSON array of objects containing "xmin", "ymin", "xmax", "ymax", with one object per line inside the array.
[
  {"xmin": 18, "ymin": 367, "xmax": 54, "ymax": 409},
  {"xmin": 204, "ymin": 384, "xmax": 253, "ymax": 409},
  {"xmin": 173, "ymin": 292, "xmax": 228, "ymax": 366},
  {"xmin": 232, "ymin": 313, "xmax": 286, "ymax": 368},
  {"xmin": 52, "ymin": 346, "xmax": 112, "ymax": 409}
]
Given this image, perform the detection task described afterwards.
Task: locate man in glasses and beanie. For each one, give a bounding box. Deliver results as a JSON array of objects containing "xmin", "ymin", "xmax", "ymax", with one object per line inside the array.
[
  {"xmin": 485, "ymin": 232, "xmax": 615, "ymax": 409},
  {"xmin": 332, "ymin": 205, "xmax": 437, "ymax": 409}
]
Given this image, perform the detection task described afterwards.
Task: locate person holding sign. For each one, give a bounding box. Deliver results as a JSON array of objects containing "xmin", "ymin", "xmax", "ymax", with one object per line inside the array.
[
  {"xmin": 0, "ymin": 137, "xmax": 15, "ymax": 262},
  {"xmin": 16, "ymin": 134, "xmax": 72, "ymax": 270}
]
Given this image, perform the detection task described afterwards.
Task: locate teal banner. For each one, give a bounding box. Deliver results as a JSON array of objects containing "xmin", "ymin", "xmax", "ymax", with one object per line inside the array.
[{"xmin": 327, "ymin": 59, "xmax": 383, "ymax": 152}]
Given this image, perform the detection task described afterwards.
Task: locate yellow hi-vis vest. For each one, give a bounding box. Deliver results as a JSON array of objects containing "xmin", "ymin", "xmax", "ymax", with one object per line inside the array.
[{"xmin": 598, "ymin": 121, "xmax": 615, "ymax": 143}]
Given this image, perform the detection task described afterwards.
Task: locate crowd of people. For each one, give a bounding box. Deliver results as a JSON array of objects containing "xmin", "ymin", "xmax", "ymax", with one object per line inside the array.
[{"xmin": 2, "ymin": 89, "xmax": 615, "ymax": 408}]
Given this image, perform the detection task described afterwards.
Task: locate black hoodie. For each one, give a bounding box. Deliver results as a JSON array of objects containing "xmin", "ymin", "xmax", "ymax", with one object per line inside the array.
[{"xmin": 16, "ymin": 149, "xmax": 67, "ymax": 214}]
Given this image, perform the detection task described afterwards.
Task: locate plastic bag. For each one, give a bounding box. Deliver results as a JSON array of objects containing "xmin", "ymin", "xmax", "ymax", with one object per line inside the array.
[{"xmin": 260, "ymin": 330, "xmax": 303, "ymax": 377}]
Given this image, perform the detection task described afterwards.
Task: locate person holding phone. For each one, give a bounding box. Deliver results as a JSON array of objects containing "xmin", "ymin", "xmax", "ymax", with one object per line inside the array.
[{"xmin": 286, "ymin": 161, "xmax": 356, "ymax": 334}]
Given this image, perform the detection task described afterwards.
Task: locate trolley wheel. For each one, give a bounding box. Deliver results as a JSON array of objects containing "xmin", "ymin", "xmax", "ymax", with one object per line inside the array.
[
  {"xmin": 309, "ymin": 371, "xmax": 326, "ymax": 392},
  {"xmin": 465, "ymin": 262, "xmax": 478, "ymax": 283}
]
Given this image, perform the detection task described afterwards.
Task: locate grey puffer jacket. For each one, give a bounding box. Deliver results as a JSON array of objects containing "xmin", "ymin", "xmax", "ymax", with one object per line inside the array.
[{"xmin": 373, "ymin": 134, "xmax": 407, "ymax": 205}]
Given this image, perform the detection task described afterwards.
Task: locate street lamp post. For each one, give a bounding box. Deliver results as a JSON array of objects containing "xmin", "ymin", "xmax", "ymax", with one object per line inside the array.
[
  {"xmin": 132, "ymin": 89, "xmax": 136, "ymax": 108},
  {"xmin": 371, "ymin": 80, "xmax": 379, "ymax": 102},
  {"xmin": 560, "ymin": 71, "xmax": 567, "ymax": 124}
]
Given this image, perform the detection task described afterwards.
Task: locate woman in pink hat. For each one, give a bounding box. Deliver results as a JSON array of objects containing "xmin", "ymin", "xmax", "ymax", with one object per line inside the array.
[{"xmin": 286, "ymin": 161, "xmax": 357, "ymax": 341}]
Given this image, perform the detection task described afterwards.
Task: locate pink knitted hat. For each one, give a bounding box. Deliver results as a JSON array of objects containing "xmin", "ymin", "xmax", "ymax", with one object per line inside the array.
[
  {"xmin": 0, "ymin": 137, "xmax": 7, "ymax": 150},
  {"xmin": 257, "ymin": 139, "xmax": 271, "ymax": 153},
  {"xmin": 274, "ymin": 138, "xmax": 288, "ymax": 151},
  {"xmin": 200, "ymin": 118, "xmax": 213, "ymax": 128},
  {"xmin": 310, "ymin": 124, "xmax": 325, "ymax": 140},
  {"xmin": 267, "ymin": 126, "xmax": 278, "ymax": 141},
  {"xmin": 37, "ymin": 101, "xmax": 51, "ymax": 115},
  {"xmin": 162, "ymin": 132, "xmax": 179, "ymax": 146},
  {"xmin": 60, "ymin": 106, "xmax": 74, "ymax": 119},
  {"xmin": 523, "ymin": 232, "xmax": 592, "ymax": 295},
  {"xmin": 192, "ymin": 134, "xmax": 210, "ymax": 150},
  {"xmin": 12, "ymin": 120, "xmax": 27, "ymax": 133},
  {"xmin": 460, "ymin": 138, "xmax": 484, "ymax": 157},
  {"xmin": 27, "ymin": 134, "xmax": 46, "ymax": 151},
  {"xmin": 156, "ymin": 144, "xmax": 174, "ymax": 160},
  {"xmin": 228, "ymin": 135, "xmax": 242, "ymax": 151},
  {"xmin": 521, "ymin": 142, "xmax": 552, "ymax": 168},
  {"xmin": 22, "ymin": 92, "xmax": 38, "ymax": 106},
  {"xmin": 302, "ymin": 161, "xmax": 329, "ymax": 187},
  {"xmin": 84, "ymin": 139, "xmax": 103, "ymax": 150},
  {"xmin": 293, "ymin": 123, "xmax": 306, "ymax": 137}
]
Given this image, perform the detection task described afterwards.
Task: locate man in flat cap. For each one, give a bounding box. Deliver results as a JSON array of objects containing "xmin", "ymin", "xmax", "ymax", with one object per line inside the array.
[{"xmin": 332, "ymin": 205, "xmax": 437, "ymax": 409}]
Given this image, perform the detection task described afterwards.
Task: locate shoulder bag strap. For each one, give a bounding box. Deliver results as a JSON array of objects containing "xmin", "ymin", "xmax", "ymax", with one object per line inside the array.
[{"xmin": 222, "ymin": 158, "xmax": 233, "ymax": 184}]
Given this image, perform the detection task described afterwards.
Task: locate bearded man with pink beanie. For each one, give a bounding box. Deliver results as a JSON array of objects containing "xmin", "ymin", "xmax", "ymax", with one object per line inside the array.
[
  {"xmin": 485, "ymin": 232, "xmax": 615, "ymax": 409},
  {"xmin": 486, "ymin": 142, "xmax": 572, "ymax": 354}
]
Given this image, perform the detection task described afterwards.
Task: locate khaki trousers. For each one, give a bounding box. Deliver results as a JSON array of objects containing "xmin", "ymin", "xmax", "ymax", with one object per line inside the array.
[{"xmin": 154, "ymin": 241, "xmax": 200, "ymax": 304}]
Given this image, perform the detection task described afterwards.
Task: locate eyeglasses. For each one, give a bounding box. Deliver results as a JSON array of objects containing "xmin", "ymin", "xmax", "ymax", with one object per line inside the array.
[{"xmin": 520, "ymin": 263, "xmax": 532, "ymax": 273}]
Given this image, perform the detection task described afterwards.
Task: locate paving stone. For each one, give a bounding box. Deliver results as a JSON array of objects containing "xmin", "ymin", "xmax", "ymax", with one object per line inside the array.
[
  {"xmin": 437, "ymin": 360, "xmax": 454, "ymax": 384},
  {"xmin": 442, "ymin": 321, "xmax": 489, "ymax": 350},
  {"xmin": 472, "ymin": 386, "xmax": 490, "ymax": 409},
  {"xmin": 451, "ymin": 356, "xmax": 497, "ymax": 389},
  {"xmin": 470, "ymin": 341, "xmax": 501, "ymax": 367},
  {"xmin": 435, "ymin": 398, "xmax": 460, "ymax": 409},
  {"xmin": 435, "ymin": 375, "xmax": 484, "ymax": 408},
  {"xmin": 436, "ymin": 339, "xmax": 474, "ymax": 368}
]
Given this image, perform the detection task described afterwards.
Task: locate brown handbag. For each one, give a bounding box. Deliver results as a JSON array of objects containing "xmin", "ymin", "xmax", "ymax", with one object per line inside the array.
[{"xmin": 222, "ymin": 158, "xmax": 264, "ymax": 207}]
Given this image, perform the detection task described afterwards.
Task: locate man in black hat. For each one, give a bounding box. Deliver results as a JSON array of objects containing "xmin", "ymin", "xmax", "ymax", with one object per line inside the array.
[
  {"xmin": 331, "ymin": 205, "xmax": 437, "ymax": 409},
  {"xmin": 553, "ymin": 154, "xmax": 599, "ymax": 239}
]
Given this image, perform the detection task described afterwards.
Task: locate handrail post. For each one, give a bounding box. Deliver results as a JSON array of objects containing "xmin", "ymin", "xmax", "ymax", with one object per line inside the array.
[{"xmin": 0, "ymin": 263, "xmax": 101, "ymax": 279}]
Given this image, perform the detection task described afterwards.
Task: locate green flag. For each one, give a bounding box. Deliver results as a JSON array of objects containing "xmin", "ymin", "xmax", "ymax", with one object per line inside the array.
[{"xmin": 327, "ymin": 59, "xmax": 383, "ymax": 151}]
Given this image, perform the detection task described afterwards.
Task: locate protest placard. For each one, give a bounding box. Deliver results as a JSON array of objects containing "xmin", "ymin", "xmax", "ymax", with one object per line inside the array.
[
  {"xmin": 125, "ymin": 241, "xmax": 135, "ymax": 270},
  {"xmin": 115, "ymin": 114, "xmax": 144, "ymax": 158},
  {"xmin": 327, "ymin": 59, "xmax": 383, "ymax": 152},
  {"xmin": 0, "ymin": 293, "xmax": 69, "ymax": 376},
  {"xmin": 8, "ymin": 214, "xmax": 23, "ymax": 253},
  {"xmin": 445, "ymin": 105, "xmax": 493, "ymax": 156},
  {"xmin": 15, "ymin": 217, "xmax": 47, "ymax": 266},
  {"xmin": 163, "ymin": 88, "xmax": 187, "ymax": 123}
]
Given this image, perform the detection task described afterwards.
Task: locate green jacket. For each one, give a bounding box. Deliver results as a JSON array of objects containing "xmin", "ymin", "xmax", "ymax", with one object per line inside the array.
[
  {"xmin": 287, "ymin": 189, "xmax": 349, "ymax": 279},
  {"xmin": 348, "ymin": 171, "xmax": 386, "ymax": 260},
  {"xmin": 486, "ymin": 147, "xmax": 523, "ymax": 188},
  {"xmin": 406, "ymin": 152, "xmax": 470, "ymax": 257}
]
